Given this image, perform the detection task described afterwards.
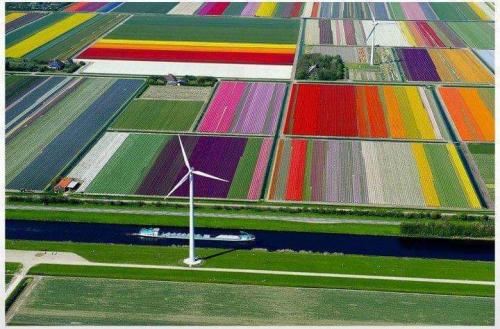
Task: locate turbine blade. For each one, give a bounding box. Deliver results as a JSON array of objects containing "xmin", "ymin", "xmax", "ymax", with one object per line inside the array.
[
  {"xmin": 193, "ymin": 170, "xmax": 228, "ymax": 183},
  {"xmin": 165, "ymin": 173, "xmax": 189, "ymax": 198},
  {"xmin": 178, "ymin": 135, "xmax": 190, "ymax": 169},
  {"xmin": 365, "ymin": 25, "xmax": 376, "ymax": 42}
]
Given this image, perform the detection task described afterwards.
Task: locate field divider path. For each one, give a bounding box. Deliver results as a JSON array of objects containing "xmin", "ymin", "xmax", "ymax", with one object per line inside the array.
[
  {"xmin": 6, "ymin": 250, "xmax": 493, "ymax": 286},
  {"xmin": 6, "ymin": 204, "xmax": 400, "ymax": 225}
]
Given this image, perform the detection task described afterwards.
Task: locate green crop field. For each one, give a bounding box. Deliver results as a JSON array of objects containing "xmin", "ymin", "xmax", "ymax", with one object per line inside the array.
[
  {"xmin": 106, "ymin": 15, "xmax": 300, "ymax": 44},
  {"xmin": 86, "ymin": 134, "xmax": 168, "ymax": 194},
  {"xmin": 8, "ymin": 276, "xmax": 494, "ymax": 325},
  {"xmin": 5, "ymin": 262, "xmax": 22, "ymax": 285},
  {"xmin": 468, "ymin": 143, "xmax": 495, "ymax": 202},
  {"xmin": 447, "ymin": 22, "xmax": 494, "ymax": 49},
  {"xmin": 110, "ymin": 99, "xmax": 204, "ymax": 132}
]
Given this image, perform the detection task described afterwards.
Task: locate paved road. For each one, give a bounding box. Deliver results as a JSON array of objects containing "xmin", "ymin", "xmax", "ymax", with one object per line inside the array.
[
  {"xmin": 7, "ymin": 204, "xmax": 400, "ymax": 225},
  {"xmin": 6, "ymin": 250, "xmax": 493, "ymax": 287}
]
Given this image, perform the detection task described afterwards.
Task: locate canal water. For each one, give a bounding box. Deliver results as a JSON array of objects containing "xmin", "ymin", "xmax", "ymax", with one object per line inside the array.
[{"xmin": 6, "ymin": 219, "xmax": 494, "ymax": 261}]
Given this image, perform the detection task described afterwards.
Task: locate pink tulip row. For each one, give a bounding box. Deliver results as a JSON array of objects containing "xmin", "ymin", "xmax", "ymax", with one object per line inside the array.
[
  {"xmin": 247, "ymin": 138, "xmax": 273, "ymax": 199},
  {"xmin": 198, "ymin": 81, "xmax": 287, "ymax": 135}
]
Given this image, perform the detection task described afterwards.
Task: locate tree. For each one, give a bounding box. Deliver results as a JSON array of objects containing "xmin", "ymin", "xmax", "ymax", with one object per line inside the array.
[{"xmin": 295, "ymin": 53, "xmax": 345, "ymax": 81}]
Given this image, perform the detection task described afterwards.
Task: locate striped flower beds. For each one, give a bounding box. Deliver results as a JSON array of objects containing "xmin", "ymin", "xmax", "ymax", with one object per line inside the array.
[
  {"xmin": 6, "ymin": 13, "xmax": 95, "ymax": 58},
  {"xmin": 170, "ymin": 2, "xmax": 304, "ymax": 18},
  {"xmin": 79, "ymin": 39, "xmax": 295, "ymax": 65},
  {"xmin": 284, "ymin": 83, "xmax": 447, "ymax": 141},
  {"xmin": 6, "ymin": 77, "xmax": 144, "ymax": 191},
  {"xmin": 6, "ymin": 12, "xmax": 46, "ymax": 33},
  {"xmin": 302, "ymin": 2, "xmax": 494, "ymax": 20},
  {"xmin": 197, "ymin": 81, "xmax": 286, "ymax": 135},
  {"xmin": 269, "ymin": 138, "xmax": 481, "ymax": 209},
  {"xmin": 304, "ymin": 19, "xmax": 467, "ymax": 48},
  {"xmin": 78, "ymin": 16, "xmax": 299, "ymax": 68},
  {"xmin": 438, "ymin": 87, "xmax": 494, "ymax": 142},
  {"xmin": 397, "ymin": 48, "xmax": 494, "ymax": 84},
  {"xmin": 81, "ymin": 133, "xmax": 272, "ymax": 200},
  {"xmin": 64, "ymin": 2, "xmax": 122, "ymax": 12}
]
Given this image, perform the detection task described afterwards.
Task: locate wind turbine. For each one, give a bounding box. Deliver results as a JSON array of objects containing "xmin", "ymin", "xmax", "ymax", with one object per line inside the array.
[
  {"xmin": 165, "ymin": 135, "xmax": 228, "ymax": 266},
  {"xmin": 366, "ymin": 14, "xmax": 379, "ymax": 66}
]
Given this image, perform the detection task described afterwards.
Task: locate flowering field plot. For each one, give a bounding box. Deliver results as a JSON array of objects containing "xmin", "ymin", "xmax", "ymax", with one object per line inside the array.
[
  {"xmin": 284, "ymin": 83, "xmax": 448, "ymax": 141},
  {"xmin": 27, "ymin": 13, "xmax": 128, "ymax": 61},
  {"xmin": 474, "ymin": 49, "xmax": 494, "ymax": 72},
  {"xmin": 303, "ymin": 46, "xmax": 402, "ymax": 82},
  {"xmin": 429, "ymin": 2, "xmax": 495, "ymax": 21},
  {"xmin": 141, "ymin": 85, "xmax": 213, "ymax": 102},
  {"xmin": 467, "ymin": 143, "xmax": 495, "ymax": 203},
  {"xmin": 6, "ymin": 12, "xmax": 46, "ymax": 33},
  {"xmin": 6, "ymin": 75, "xmax": 49, "ymax": 107},
  {"xmin": 6, "ymin": 77, "xmax": 144, "ymax": 191},
  {"xmin": 268, "ymin": 138, "xmax": 481, "ymax": 209},
  {"xmin": 185, "ymin": 2, "xmax": 304, "ymax": 18},
  {"xmin": 64, "ymin": 2, "xmax": 123, "ymax": 13},
  {"xmin": 316, "ymin": 2, "xmax": 372, "ymax": 19},
  {"xmin": 304, "ymin": 19, "xmax": 468, "ymax": 48},
  {"xmin": 447, "ymin": 22, "xmax": 494, "ymax": 49},
  {"xmin": 113, "ymin": 2, "xmax": 178, "ymax": 13},
  {"xmin": 6, "ymin": 75, "xmax": 75, "ymax": 133},
  {"xmin": 6, "ymin": 12, "xmax": 95, "ymax": 58},
  {"xmin": 82, "ymin": 133, "xmax": 273, "ymax": 200},
  {"xmin": 397, "ymin": 48, "xmax": 494, "ymax": 84},
  {"xmin": 110, "ymin": 99, "xmax": 205, "ymax": 132},
  {"xmin": 197, "ymin": 81, "xmax": 287, "ymax": 135},
  {"xmin": 76, "ymin": 15, "xmax": 299, "ymax": 79},
  {"xmin": 7, "ymin": 12, "xmax": 70, "ymax": 47},
  {"xmin": 437, "ymin": 87, "xmax": 494, "ymax": 142}
]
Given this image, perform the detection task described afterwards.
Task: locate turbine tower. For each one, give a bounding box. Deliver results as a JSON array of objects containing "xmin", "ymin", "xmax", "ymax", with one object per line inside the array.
[
  {"xmin": 366, "ymin": 14, "xmax": 379, "ymax": 66},
  {"xmin": 165, "ymin": 135, "xmax": 228, "ymax": 266}
]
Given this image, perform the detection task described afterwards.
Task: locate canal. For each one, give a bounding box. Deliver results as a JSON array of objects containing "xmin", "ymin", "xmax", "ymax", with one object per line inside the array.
[{"xmin": 6, "ymin": 219, "xmax": 494, "ymax": 261}]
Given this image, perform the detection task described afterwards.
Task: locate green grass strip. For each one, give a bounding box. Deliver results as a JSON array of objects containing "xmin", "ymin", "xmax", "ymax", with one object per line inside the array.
[
  {"xmin": 111, "ymin": 99, "xmax": 203, "ymax": 132},
  {"xmin": 28, "ymin": 264, "xmax": 494, "ymax": 297},
  {"xmin": 7, "ymin": 240, "xmax": 494, "ymax": 282}
]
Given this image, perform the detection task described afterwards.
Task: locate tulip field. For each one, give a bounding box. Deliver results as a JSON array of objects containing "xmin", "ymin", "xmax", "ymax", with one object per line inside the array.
[
  {"xmin": 304, "ymin": 19, "xmax": 491, "ymax": 49},
  {"xmin": 437, "ymin": 87, "xmax": 494, "ymax": 142},
  {"xmin": 396, "ymin": 48, "xmax": 494, "ymax": 83},
  {"xmin": 77, "ymin": 133, "xmax": 272, "ymax": 200},
  {"xmin": 4, "ymin": 3, "xmax": 495, "ymax": 212},
  {"xmin": 6, "ymin": 13, "xmax": 95, "ymax": 58},
  {"xmin": 77, "ymin": 15, "xmax": 299, "ymax": 78},
  {"xmin": 6, "ymin": 77, "xmax": 144, "ymax": 191},
  {"xmin": 6, "ymin": 12, "xmax": 46, "ymax": 33},
  {"xmin": 284, "ymin": 83, "xmax": 448, "ymax": 141},
  {"xmin": 197, "ymin": 81, "xmax": 287, "ymax": 135},
  {"xmin": 268, "ymin": 138, "xmax": 481, "ymax": 209}
]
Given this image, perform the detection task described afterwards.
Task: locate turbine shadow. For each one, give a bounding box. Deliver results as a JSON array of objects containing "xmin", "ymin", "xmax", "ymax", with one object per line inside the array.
[{"xmin": 201, "ymin": 248, "xmax": 238, "ymax": 261}]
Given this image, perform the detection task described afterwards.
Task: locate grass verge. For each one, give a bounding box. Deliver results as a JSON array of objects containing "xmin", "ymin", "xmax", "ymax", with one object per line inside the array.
[
  {"xmin": 6, "ymin": 208, "xmax": 401, "ymax": 236},
  {"xmin": 28, "ymin": 264, "xmax": 493, "ymax": 297},
  {"xmin": 7, "ymin": 240, "xmax": 494, "ymax": 282}
]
